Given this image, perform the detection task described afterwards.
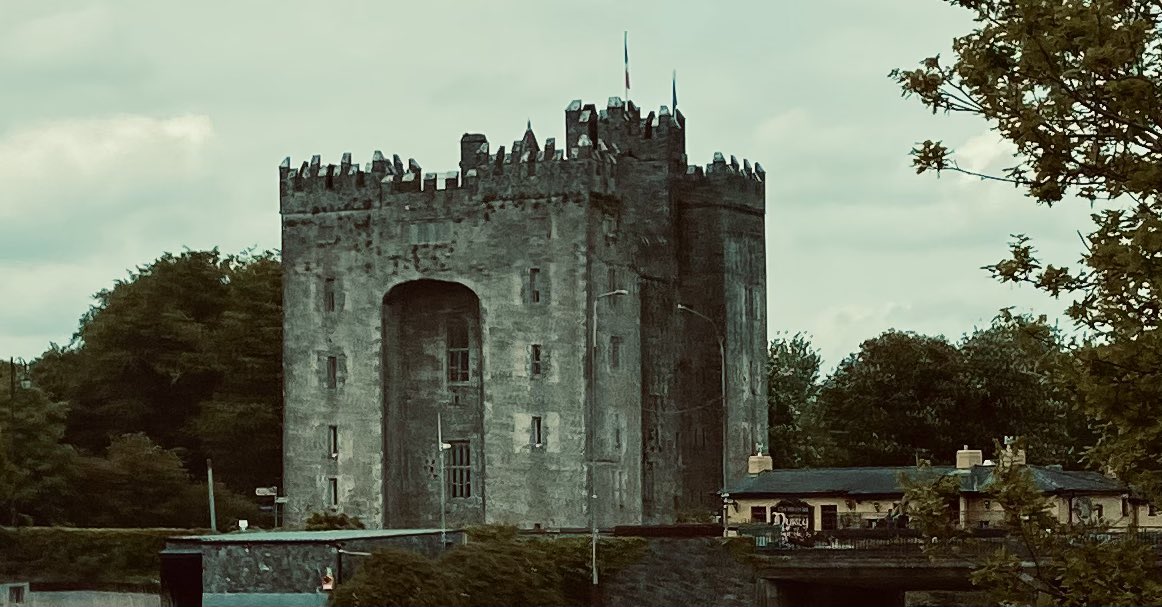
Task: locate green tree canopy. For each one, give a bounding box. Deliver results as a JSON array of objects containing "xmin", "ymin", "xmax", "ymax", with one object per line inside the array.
[
  {"xmin": 812, "ymin": 316, "xmax": 1083, "ymax": 466},
  {"xmin": 32, "ymin": 249, "xmax": 282, "ymax": 497},
  {"xmin": 765, "ymin": 333, "xmax": 828, "ymax": 467},
  {"xmin": 0, "ymin": 364, "xmax": 75, "ymax": 526},
  {"xmin": 892, "ymin": 0, "xmax": 1162, "ymax": 499}
]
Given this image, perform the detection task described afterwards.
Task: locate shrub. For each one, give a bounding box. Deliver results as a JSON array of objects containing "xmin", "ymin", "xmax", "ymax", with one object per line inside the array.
[
  {"xmin": 329, "ymin": 548, "xmax": 457, "ymax": 607},
  {"xmin": 0, "ymin": 527, "xmax": 203, "ymax": 587},
  {"xmin": 304, "ymin": 512, "xmax": 365, "ymax": 531}
]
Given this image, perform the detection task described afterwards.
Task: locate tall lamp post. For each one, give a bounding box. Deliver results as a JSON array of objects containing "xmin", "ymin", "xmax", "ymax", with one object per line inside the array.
[
  {"xmin": 437, "ymin": 410, "xmax": 452, "ymax": 549},
  {"xmin": 589, "ymin": 288, "xmax": 627, "ymax": 586},
  {"xmin": 677, "ymin": 304, "xmax": 728, "ymax": 534}
]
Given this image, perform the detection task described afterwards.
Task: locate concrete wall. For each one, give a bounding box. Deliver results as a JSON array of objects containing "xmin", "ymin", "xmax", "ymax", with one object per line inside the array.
[
  {"xmin": 167, "ymin": 532, "xmax": 458, "ymax": 594},
  {"xmin": 281, "ymin": 96, "xmax": 768, "ymax": 529}
]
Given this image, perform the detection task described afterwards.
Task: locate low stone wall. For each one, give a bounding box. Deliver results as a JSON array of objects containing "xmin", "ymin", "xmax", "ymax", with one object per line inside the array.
[
  {"xmin": 602, "ymin": 537, "xmax": 759, "ymax": 607},
  {"xmin": 166, "ymin": 531, "xmax": 461, "ymax": 594}
]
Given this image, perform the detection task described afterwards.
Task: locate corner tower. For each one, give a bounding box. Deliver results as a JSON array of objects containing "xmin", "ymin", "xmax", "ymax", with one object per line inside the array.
[{"xmin": 279, "ymin": 95, "xmax": 767, "ymax": 529}]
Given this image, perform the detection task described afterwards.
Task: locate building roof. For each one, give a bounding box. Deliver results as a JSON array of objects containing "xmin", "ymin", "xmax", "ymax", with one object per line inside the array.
[
  {"xmin": 169, "ymin": 528, "xmax": 456, "ymax": 544},
  {"xmin": 725, "ymin": 465, "xmax": 1126, "ymax": 498}
]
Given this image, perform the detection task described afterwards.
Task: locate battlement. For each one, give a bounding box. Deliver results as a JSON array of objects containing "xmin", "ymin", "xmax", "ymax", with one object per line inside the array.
[
  {"xmin": 279, "ymin": 97, "xmax": 760, "ymax": 216},
  {"xmin": 279, "ymin": 136, "xmax": 619, "ymax": 215},
  {"xmin": 676, "ymin": 152, "xmax": 766, "ymax": 213},
  {"xmin": 569, "ymin": 97, "xmax": 686, "ymax": 166}
]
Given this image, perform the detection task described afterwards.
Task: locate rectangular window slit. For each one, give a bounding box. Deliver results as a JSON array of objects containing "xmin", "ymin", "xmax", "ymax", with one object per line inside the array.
[
  {"xmin": 610, "ymin": 336, "xmax": 622, "ymax": 370},
  {"xmin": 323, "ymin": 278, "xmax": 336, "ymax": 312},
  {"xmin": 328, "ymin": 477, "xmax": 338, "ymax": 507},
  {"xmin": 531, "ymin": 344, "xmax": 542, "ymax": 377},
  {"xmin": 326, "ymin": 356, "xmax": 338, "ymax": 389},
  {"xmin": 531, "ymin": 416, "xmax": 543, "ymax": 447},
  {"xmin": 529, "ymin": 268, "xmax": 541, "ymax": 304},
  {"xmin": 328, "ymin": 425, "xmax": 338, "ymax": 458},
  {"xmin": 447, "ymin": 318, "xmax": 470, "ymax": 383}
]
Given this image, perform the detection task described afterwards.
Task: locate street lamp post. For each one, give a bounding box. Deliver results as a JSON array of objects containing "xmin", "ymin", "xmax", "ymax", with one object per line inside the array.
[
  {"xmin": 677, "ymin": 304, "xmax": 728, "ymax": 535},
  {"xmin": 437, "ymin": 410, "xmax": 452, "ymax": 549},
  {"xmin": 589, "ymin": 288, "xmax": 628, "ymax": 587}
]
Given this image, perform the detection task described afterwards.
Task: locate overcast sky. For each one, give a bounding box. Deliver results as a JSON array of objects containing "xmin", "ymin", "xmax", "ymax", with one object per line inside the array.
[{"xmin": 0, "ymin": 0, "xmax": 1094, "ymax": 369}]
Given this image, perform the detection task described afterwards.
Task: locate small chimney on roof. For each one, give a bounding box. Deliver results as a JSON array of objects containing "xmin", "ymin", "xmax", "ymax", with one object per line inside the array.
[
  {"xmin": 956, "ymin": 445, "xmax": 984, "ymax": 469},
  {"xmin": 748, "ymin": 451, "xmax": 773, "ymax": 475},
  {"xmin": 1000, "ymin": 436, "xmax": 1027, "ymax": 468}
]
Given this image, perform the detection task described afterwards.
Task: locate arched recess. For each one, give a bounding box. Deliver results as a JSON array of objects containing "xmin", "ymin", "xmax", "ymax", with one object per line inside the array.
[{"xmin": 382, "ymin": 280, "xmax": 485, "ymax": 528}]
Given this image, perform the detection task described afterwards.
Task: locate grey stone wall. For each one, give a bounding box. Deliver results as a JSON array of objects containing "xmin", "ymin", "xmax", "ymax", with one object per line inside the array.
[
  {"xmin": 280, "ymin": 96, "xmax": 767, "ymax": 530},
  {"xmin": 167, "ymin": 532, "xmax": 457, "ymax": 594}
]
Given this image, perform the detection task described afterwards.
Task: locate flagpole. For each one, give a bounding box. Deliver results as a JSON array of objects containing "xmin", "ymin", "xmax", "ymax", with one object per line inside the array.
[{"xmin": 623, "ymin": 31, "xmax": 630, "ymax": 104}]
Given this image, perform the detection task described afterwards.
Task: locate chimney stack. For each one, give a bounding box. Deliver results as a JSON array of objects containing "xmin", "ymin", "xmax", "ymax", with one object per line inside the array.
[
  {"xmin": 748, "ymin": 454, "xmax": 774, "ymax": 475},
  {"xmin": 956, "ymin": 445, "xmax": 984, "ymax": 469}
]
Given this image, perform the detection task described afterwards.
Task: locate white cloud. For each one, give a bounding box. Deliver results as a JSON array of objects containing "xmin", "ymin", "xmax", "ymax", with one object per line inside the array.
[
  {"xmin": 0, "ymin": 5, "xmax": 114, "ymax": 67},
  {"xmin": 0, "ymin": 114, "xmax": 214, "ymax": 219}
]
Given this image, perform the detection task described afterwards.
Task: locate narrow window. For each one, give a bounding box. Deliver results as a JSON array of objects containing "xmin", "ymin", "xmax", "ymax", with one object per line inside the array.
[
  {"xmin": 609, "ymin": 336, "xmax": 622, "ymax": 369},
  {"xmin": 531, "ymin": 344, "xmax": 543, "ymax": 377},
  {"xmin": 531, "ymin": 416, "xmax": 543, "ymax": 447},
  {"xmin": 608, "ymin": 267, "xmax": 618, "ymax": 291},
  {"xmin": 614, "ymin": 412, "xmax": 622, "ymax": 450},
  {"xmin": 447, "ymin": 441, "xmax": 472, "ymax": 498},
  {"xmin": 323, "ymin": 278, "xmax": 336, "ymax": 312},
  {"xmin": 326, "ymin": 356, "xmax": 338, "ymax": 389},
  {"xmin": 1094, "ymin": 504, "xmax": 1104, "ymax": 521},
  {"xmin": 328, "ymin": 425, "xmax": 338, "ymax": 458},
  {"xmin": 447, "ymin": 318, "xmax": 470, "ymax": 383},
  {"xmin": 328, "ymin": 477, "xmax": 338, "ymax": 507},
  {"xmin": 529, "ymin": 268, "xmax": 541, "ymax": 304}
]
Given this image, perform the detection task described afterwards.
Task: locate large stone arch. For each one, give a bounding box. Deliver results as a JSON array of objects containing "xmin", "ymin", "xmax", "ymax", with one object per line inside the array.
[{"xmin": 382, "ymin": 280, "xmax": 485, "ymax": 528}]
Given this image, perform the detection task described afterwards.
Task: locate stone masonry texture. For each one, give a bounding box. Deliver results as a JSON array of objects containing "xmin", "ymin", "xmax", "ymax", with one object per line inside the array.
[{"xmin": 279, "ymin": 96, "xmax": 768, "ymax": 529}]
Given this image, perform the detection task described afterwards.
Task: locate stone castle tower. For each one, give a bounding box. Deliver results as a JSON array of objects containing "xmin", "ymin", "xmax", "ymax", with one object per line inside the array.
[{"xmin": 280, "ymin": 97, "xmax": 767, "ymax": 529}]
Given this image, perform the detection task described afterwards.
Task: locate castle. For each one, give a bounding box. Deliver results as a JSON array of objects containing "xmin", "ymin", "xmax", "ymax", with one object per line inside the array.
[{"xmin": 279, "ymin": 96, "xmax": 768, "ymax": 529}]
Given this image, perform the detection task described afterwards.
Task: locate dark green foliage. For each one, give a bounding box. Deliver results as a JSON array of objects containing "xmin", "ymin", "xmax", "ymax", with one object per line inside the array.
[
  {"xmin": 811, "ymin": 316, "xmax": 1084, "ymax": 466},
  {"xmin": 903, "ymin": 441, "xmax": 1162, "ymax": 606},
  {"xmin": 330, "ymin": 548, "xmax": 458, "ymax": 607},
  {"xmin": 304, "ymin": 511, "xmax": 365, "ymax": 531},
  {"xmin": 331, "ymin": 530, "xmax": 647, "ymax": 607},
  {"xmin": 0, "ymin": 527, "xmax": 203, "ymax": 587},
  {"xmin": 61, "ymin": 433, "xmax": 258, "ymax": 528},
  {"xmin": 893, "ymin": 0, "xmax": 1162, "ymax": 504},
  {"xmin": 765, "ymin": 333, "xmax": 827, "ymax": 467},
  {"xmin": 0, "ymin": 369, "xmax": 75, "ymax": 525},
  {"xmin": 25, "ymin": 248, "xmax": 282, "ymax": 526}
]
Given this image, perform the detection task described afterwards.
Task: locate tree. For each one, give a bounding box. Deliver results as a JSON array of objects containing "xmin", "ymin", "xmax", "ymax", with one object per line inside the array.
[
  {"xmin": 813, "ymin": 317, "xmax": 1085, "ymax": 467},
  {"xmin": 765, "ymin": 333, "xmax": 826, "ymax": 467},
  {"xmin": 0, "ymin": 366, "xmax": 76, "ymax": 526},
  {"xmin": 892, "ymin": 0, "xmax": 1162, "ymax": 501},
  {"xmin": 330, "ymin": 548, "xmax": 459, "ymax": 607},
  {"xmin": 815, "ymin": 330, "xmax": 964, "ymax": 466},
  {"xmin": 903, "ymin": 441, "xmax": 1162, "ymax": 606},
  {"xmin": 32, "ymin": 249, "xmax": 283, "ymax": 497},
  {"xmin": 63, "ymin": 433, "xmax": 257, "ymax": 528}
]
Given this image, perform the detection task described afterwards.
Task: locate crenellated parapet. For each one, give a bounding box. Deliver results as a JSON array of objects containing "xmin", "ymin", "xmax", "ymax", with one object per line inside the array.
[
  {"xmin": 279, "ymin": 136, "xmax": 619, "ymax": 216},
  {"xmin": 676, "ymin": 152, "xmax": 766, "ymax": 214},
  {"xmin": 279, "ymin": 97, "xmax": 758, "ymax": 219},
  {"xmin": 566, "ymin": 97, "xmax": 687, "ymax": 167}
]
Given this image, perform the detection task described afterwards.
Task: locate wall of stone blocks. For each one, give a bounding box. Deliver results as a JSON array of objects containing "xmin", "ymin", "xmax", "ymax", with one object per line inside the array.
[{"xmin": 280, "ymin": 96, "xmax": 767, "ymax": 530}]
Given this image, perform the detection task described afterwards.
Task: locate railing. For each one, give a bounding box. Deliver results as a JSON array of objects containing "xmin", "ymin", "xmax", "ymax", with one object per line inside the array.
[{"xmin": 738, "ymin": 525, "xmax": 1162, "ymax": 557}]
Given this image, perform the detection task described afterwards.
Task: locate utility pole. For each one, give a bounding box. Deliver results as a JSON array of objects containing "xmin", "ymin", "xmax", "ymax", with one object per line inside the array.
[{"xmin": 207, "ymin": 458, "xmax": 218, "ymax": 533}]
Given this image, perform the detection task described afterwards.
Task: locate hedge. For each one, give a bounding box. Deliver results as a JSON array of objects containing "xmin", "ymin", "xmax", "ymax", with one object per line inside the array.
[{"xmin": 0, "ymin": 527, "xmax": 204, "ymax": 589}]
